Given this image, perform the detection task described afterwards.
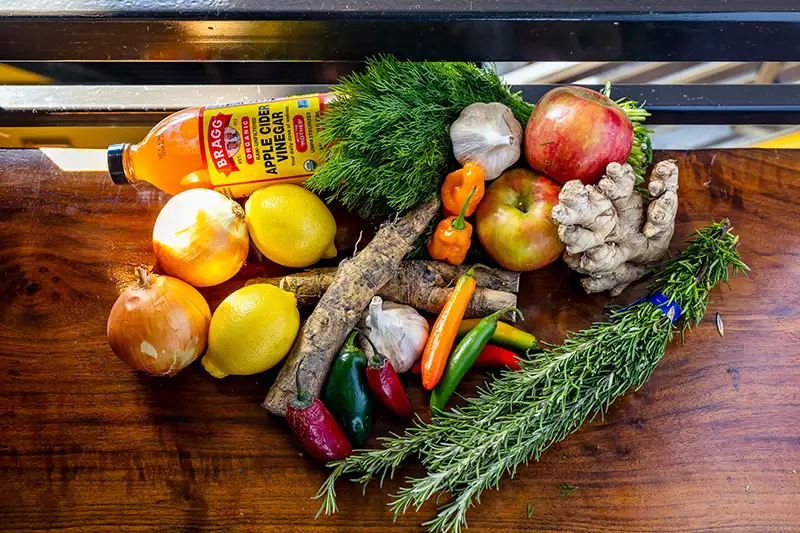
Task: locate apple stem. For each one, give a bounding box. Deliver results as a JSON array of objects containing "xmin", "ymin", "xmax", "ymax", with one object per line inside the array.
[{"xmin": 452, "ymin": 186, "xmax": 476, "ymax": 231}]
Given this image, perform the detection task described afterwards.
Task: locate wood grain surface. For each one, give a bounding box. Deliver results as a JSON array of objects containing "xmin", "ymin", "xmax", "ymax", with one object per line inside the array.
[{"xmin": 0, "ymin": 148, "xmax": 798, "ymax": 532}]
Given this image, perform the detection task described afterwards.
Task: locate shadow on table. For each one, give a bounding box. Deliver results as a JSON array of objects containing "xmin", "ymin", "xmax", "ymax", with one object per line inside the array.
[{"xmin": 136, "ymin": 362, "xmax": 281, "ymax": 527}]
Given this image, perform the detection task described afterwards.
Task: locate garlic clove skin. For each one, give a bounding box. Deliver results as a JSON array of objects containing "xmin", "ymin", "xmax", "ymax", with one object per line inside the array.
[
  {"xmin": 450, "ymin": 102, "xmax": 523, "ymax": 180},
  {"xmin": 358, "ymin": 297, "xmax": 429, "ymax": 373}
]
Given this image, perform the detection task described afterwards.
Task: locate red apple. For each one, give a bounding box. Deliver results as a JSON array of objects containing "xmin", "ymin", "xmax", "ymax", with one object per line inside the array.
[
  {"xmin": 475, "ymin": 168, "xmax": 564, "ymax": 272},
  {"xmin": 524, "ymin": 86, "xmax": 633, "ymax": 185}
]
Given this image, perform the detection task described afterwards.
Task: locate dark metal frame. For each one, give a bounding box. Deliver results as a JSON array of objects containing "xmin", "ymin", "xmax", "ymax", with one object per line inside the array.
[
  {"xmin": 3, "ymin": 2, "xmax": 800, "ymax": 62},
  {"xmin": 2, "ymin": 14, "xmax": 800, "ymax": 62},
  {"xmin": 1, "ymin": 2, "xmax": 800, "ymax": 127}
]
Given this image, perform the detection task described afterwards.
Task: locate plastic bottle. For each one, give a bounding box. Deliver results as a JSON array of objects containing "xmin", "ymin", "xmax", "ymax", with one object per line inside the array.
[{"xmin": 107, "ymin": 94, "xmax": 332, "ymax": 197}]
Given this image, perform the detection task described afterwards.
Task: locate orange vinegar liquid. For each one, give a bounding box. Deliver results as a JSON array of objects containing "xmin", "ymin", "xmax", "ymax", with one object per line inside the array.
[
  {"xmin": 107, "ymin": 94, "xmax": 330, "ymax": 197},
  {"xmin": 120, "ymin": 108, "xmax": 207, "ymax": 195}
]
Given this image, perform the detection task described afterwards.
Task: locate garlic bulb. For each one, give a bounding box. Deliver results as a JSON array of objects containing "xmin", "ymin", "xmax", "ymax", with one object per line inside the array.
[
  {"xmin": 358, "ymin": 297, "xmax": 429, "ymax": 373},
  {"xmin": 450, "ymin": 102, "xmax": 522, "ymax": 180}
]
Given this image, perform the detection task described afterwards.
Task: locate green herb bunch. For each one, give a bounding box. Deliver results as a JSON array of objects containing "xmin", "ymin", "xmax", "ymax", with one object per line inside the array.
[
  {"xmin": 306, "ymin": 57, "xmax": 533, "ymax": 219},
  {"xmin": 603, "ymin": 82, "xmax": 653, "ymax": 182},
  {"xmin": 307, "ymin": 57, "xmax": 653, "ymax": 221},
  {"xmin": 315, "ymin": 220, "xmax": 747, "ymax": 533},
  {"xmin": 618, "ymin": 99, "xmax": 652, "ymax": 181}
]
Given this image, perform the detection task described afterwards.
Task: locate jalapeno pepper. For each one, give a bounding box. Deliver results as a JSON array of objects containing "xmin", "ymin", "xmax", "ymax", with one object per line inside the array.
[
  {"xmin": 322, "ymin": 330, "xmax": 372, "ymax": 447},
  {"xmin": 362, "ymin": 334, "xmax": 413, "ymax": 420},
  {"xmin": 286, "ymin": 392, "xmax": 353, "ymax": 462},
  {"xmin": 430, "ymin": 306, "xmax": 521, "ymax": 412}
]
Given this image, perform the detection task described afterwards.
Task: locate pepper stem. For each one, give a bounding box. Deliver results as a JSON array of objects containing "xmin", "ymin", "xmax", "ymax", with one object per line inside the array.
[
  {"xmin": 354, "ymin": 328, "xmax": 379, "ymax": 356},
  {"xmin": 343, "ymin": 329, "xmax": 359, "ymax": 349},
  {"xmin": 292, "ymin": 359, "xmax": 314, "ymax": 409},
  {"xmin": 354, "ymin": 328, "xmax": 387, "ymax": 369},
  {"xmin": 488, "ymin": 306, "xmax": 523, "ymax": 323},
  {"xmin": 451, "ymin": 186, "xmax": 477, "ymax": 231}
]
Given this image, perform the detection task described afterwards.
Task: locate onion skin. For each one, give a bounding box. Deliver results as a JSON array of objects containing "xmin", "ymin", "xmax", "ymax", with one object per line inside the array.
[
  {"xmin": 107, "ymin": 267, "xmax": 211, "ymax": 376},
  {"xmin": 153, "ymin": 189, "xmax": 249, "ymax": 287}
]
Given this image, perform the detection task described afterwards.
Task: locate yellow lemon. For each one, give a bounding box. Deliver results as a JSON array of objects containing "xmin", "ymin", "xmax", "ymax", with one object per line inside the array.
[
  {"xmin": 245, "ymin": 184, "xmax": 337, "ymax": 268},
  {"xmin": 201, "ymin": 285, "xmax": 300, "ymax": 378}
]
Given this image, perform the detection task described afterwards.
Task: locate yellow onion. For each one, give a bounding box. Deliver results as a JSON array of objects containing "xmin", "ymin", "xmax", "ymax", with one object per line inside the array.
[
  {"xmin": 153, "ymin": 189, "xmax": 249, "ymax": 287},
  {"xmin": 107, "ymin": 266, "xmax": 211, "ymax": 376}
]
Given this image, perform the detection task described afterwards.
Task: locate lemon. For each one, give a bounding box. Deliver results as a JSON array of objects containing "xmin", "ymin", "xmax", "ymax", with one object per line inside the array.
[
  {"xmin": 245, "ymin": 184, "xmax": 337, "ymax": 268},
  {"xmin": 201, "ymin": 285, "xmax": 300, "ymax": 378}
]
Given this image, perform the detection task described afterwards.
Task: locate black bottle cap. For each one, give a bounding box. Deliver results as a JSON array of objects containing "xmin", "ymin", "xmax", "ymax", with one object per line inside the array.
[{"xmin": 107, "ymin": 143, "xmax": 130, "ymax": 185}]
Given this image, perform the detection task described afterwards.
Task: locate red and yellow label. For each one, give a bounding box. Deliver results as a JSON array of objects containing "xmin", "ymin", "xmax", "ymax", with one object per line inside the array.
[{"xmin": 199, "ymin": 94, "xmax": 326, "ymax": 197}]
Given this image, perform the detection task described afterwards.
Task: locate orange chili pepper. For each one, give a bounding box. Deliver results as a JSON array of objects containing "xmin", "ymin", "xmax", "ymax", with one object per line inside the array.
[
  {"xmin": 421, "ymin": 265, "xmax": 477, "ymax": 390},
  {"xmin": 441, "ymin": 163, "xmax": 485, "ymax": 217},
  {"xmin": 427, "ymin": 187, "xmax": 475, "ymax": 266}
]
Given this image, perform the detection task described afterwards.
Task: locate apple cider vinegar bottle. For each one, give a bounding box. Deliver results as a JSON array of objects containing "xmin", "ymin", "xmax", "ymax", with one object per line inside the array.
[{"xmin": 107, "ymin": 94, "xmax": 333, "ymax": 197}]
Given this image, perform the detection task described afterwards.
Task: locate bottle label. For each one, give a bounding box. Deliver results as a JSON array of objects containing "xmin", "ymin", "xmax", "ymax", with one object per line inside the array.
[{"xmin": 199, "ymin": 94, "xmax": 326, "ymax": 197}]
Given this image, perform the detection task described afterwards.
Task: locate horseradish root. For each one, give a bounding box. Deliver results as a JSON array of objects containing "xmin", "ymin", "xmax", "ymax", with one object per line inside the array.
[
  {"xmin": 246, "ymin": 261, "xmax": 519, "ymax": 317},
  {"xmin": 263, "ymin": 199, "xmax": 440, "ymax": 416}
]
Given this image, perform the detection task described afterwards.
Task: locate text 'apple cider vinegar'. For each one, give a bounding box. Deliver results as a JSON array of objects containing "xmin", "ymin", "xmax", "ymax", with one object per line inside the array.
[{"xmin": 107, "ymin": 94, "xmax": 333, "ymax": 197}]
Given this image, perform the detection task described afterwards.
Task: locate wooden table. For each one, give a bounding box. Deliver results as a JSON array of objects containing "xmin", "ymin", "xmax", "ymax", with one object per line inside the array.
[{"xmin": 1, "ymin": 149, "xmax": 798, "ymax": 532}]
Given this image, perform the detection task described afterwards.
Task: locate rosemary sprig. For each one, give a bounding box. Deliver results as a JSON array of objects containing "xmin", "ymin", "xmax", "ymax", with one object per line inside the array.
[
  {"xmin": 315, "ymin": 221, "xmax": 747, "ymax": 533},
  {"xmin": 559, "ymin": 483, "xmax": 579, "ymax": 498}
]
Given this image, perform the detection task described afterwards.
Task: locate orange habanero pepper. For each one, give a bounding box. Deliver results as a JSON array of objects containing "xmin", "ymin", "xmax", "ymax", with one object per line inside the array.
[
  {"xmin": 427, "ymin": 187, "xmax": 476, "ymax": 266},
  {"xmin": 441, "ymin": 162, "xmax": 485, "ymax": 217}
]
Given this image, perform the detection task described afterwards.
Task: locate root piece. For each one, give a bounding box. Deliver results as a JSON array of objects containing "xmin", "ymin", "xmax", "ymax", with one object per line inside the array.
[
  {"xmin": 396, "ymin": 261, "xmax": 520, "ymax": 293},
  {"xmin": 246, "ymin": 261, "xmax": 519, "ymax": 317},
  {"xmin": 263, "ymin": 199, "xmax": 439, "ymax": 417},
  {"xmin": 552, "ymin": 160, "xmax": 679, "ymax": 296}
]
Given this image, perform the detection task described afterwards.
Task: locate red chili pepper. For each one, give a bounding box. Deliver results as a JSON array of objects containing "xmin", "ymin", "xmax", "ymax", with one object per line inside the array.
[
  {"xmin": 411, "ymin": 344, "xmax": 520, "ymax": 373},
  {"xmin": 286, "ymin": 387, "xmax": 353, "ymax": 462},
  {"xmin": 475, "ymin": 344, "xmax": 521, "ymax": 371},
  {"xmin": 362, "ymin": 334, "xmax": 413, "ymax": 420}
]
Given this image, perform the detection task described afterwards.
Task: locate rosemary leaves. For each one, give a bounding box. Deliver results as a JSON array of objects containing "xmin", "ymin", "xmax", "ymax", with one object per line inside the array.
[{"xmin": 315, "ymin": 220, "xmax": 748, "ymax": 533}]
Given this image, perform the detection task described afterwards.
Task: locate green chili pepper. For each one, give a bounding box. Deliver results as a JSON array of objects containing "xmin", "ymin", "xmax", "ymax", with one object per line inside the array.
[
  {"xmin": 430, "ymin": 307, "xmax": 522, "ymax": 413},
  {"xmin": 322, "ymin": 330, "xmax": 372, "ymax": 446}
]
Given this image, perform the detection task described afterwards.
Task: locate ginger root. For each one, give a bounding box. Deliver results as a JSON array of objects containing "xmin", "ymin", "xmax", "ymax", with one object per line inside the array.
[{"xmin": 551, "ymin": 160, "xmax": 679, "ymax": 296}]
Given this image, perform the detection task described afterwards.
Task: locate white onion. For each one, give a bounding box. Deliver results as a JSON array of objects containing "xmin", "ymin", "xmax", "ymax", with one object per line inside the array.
[{"xmin": 153, "ymin": 189, "xmax": 249, "ymax": 287}]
